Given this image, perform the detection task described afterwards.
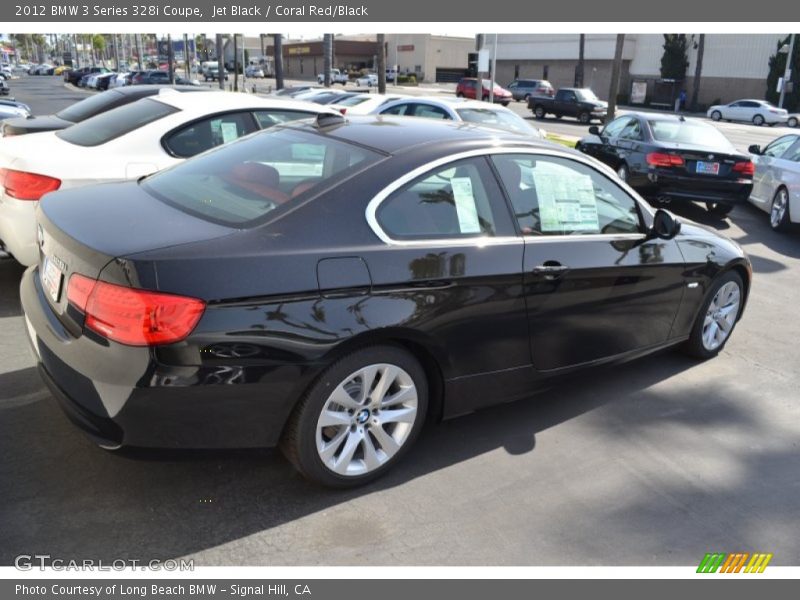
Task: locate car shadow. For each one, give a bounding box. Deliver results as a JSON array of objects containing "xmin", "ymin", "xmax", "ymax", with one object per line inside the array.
[
  {"xmin": 3, "ymin": 347, "xmax": 791, "ymax": 565},
  {"xmin": 0, "ymin": 259, "xmax": 25, "ymax": 318}
]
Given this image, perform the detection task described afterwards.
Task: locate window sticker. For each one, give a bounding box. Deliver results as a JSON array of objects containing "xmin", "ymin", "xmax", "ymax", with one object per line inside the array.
[
  {"xmin": 220, "ymin": 122, "xmax": 239, "ymax": 144},
  {"xmin": 450, "ymin": 176, "xmax": 482, "ymax": 234},
  {"xmin": 533, "ymin": 163, "xmax": 600, "ymax": 232}
]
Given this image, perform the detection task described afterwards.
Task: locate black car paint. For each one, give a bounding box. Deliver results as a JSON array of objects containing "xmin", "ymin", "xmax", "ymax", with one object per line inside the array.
[
  {"xmin": 21, "ymin": 118, "xmax": 751, "ymax": 450},
  {"xmin": 576, "ymin": 114, "xmax": 753, "ymax": 207}
]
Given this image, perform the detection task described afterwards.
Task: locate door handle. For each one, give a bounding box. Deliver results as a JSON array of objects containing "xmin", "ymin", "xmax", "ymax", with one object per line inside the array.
[{"xmin": 532, "ymin": 263, "xmax": 570, "ymax": 279}]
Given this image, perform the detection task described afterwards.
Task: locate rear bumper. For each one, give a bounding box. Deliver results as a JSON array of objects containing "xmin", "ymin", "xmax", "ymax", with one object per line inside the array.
[
  {"xmin": 631, "ymin": 170, "xmax": 753, "ymax": 205},
  {"xmin": 0, "ymin": 194, "xmax": 38, "ymax": 266},
  {"xmin": 20, "ymin": 266, "xmax": 302, "ymax": 449}
]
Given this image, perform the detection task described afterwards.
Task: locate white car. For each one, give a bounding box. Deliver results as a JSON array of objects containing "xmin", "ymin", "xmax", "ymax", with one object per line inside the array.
[
  {"xmin": 317, "ymin": 69, "xmax": 348, "ymax": 85},
  {"xmin": 747, "ymin": 133, "xmax": 800, "ymax": 231},
  {"xmin": 373, "ymin": 96, "xmax": 545, "ymax": 138},
  {"xmin": 0, "ymin": 91, "xmax": 337, "ymax": 266},
  {"xmin": 245, "ymin": 65, "xmax": 265, "ymax": 78},
  {"xmin": 355, "ymin": 72, "xmax": 378, "ymax": 87},
  {"xmin": 707, "ymin": 99, "xmax": 789, "ymax": 126},
  {"xmin": 329, "ymin": 93, "xmax": 406, "ymax": 115}
]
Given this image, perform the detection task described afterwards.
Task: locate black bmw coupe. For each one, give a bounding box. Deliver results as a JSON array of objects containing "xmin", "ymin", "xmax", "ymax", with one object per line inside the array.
[
  {"xmin": 576, "ymin": 113, "xmax": 754, "ymax": 217},
  {"xmin": 22, "ymin": 114, "xmax": 751, "ymax": 486}
]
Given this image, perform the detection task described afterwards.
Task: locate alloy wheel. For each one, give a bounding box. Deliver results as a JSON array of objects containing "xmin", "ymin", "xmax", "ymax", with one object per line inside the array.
[
  {"xmin": 315, "ymin": 363, "xmax": 418, "ymax": 476},
  {"xmin": 770, "ymin": 188, "xmax": 789, "ymax": 230},
  {"xmin": 702, "ymin": 281, "xmax": 741, "ymax": 351}
]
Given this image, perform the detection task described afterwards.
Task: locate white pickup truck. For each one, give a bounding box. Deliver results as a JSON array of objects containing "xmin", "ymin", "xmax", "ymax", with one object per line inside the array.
[{"xmin": 317, "ymin": 69, "xmax": 349, "ymax": 85}]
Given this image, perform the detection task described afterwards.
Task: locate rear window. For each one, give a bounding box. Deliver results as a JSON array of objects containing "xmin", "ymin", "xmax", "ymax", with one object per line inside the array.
[
  {"xmin": 456, "ymin": 107, "xmax": 539, "ymax": 136},
  {"xmin": 141, "ymin": 127, "xmax": 383, "ymax": 227},
  {"xmin": 335, "ymin": 95, "xmax": 371, "ymax": 107},
  {"xmin": 56, "ymin": 98, "xmax": 178, "ymax": 147},
  {"xmin": 648, "ymin": 120, "xmax": 733, "ymax": 148},
  {"xmin": 55, "ymin": 91, "xmax": 127, "ymax": 123}
]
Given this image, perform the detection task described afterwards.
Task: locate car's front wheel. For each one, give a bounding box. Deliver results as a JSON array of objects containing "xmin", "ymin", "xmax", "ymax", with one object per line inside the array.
[
  {"xmin": 534, "ymin": 105, "xmax": 546, "ymax": 119},
  {"xmin": 281, "ymin": 345, "xmax": 428, "ymax": 487},
  {"xmin": 682, "ymin": 271, "xmax": 744, "ymax": 359},
  {"xmin": 710, "ymin": 110, "xmax": 722, "ymax": 121}
]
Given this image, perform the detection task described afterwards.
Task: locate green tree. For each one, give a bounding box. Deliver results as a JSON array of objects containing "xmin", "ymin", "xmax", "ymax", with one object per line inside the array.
[
  {"xmin": 766, "ymin": 35, "xmax": 800, "ymax": 111},
  {"xmin": 660, "ymin": 34, "xmax": 690, "ymax": 80}
]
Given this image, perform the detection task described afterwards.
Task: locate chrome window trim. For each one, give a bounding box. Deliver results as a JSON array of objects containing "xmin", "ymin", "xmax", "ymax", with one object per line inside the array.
[{"xmin": 365, "ymin": 146, "xmax": 654, "ymax": 247}]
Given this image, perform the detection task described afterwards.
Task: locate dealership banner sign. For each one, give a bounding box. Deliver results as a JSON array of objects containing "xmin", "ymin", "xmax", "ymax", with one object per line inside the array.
[{"xmin": 3, "ymin": 0, "xmax": 799, "ymax": 22}]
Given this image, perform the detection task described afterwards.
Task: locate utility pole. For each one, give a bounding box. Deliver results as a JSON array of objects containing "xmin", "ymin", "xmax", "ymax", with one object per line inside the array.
[
  {"xmin": 135, "ymin": 34, "xmax": 142, "ymax": 70},
  {"xmin": 489, "ymin": 33, "xmax": 498, "ymax": 104},
  {"xmin": 167, "ymin": 34, "xmax": 175, "ymax": 84},
  {"xmin": 113, "ymin": 34, "xmax": 120, "ymax": 71},
  {"xmin": 778, "ymin": 33, "xmax": 796, "ymax": 109},
  {"xmin": 233, "ymin": 33, "xmax": 239, "ymax": 91},
  {"xmin": 184, "ymin": 33, "xmax": 190, "ymax": 79},
  {"xmin": 274, "ymin": 34, "xmax": 284, "ymax": 90},
  {"xmin": 216, "ymin": 34, "xmax": 225, "ymax": 90},
  {"xmin": 576, "ymin": 34, "xmax": 585, "ymax": 87},
  {"xmin": 377, "ymin": 33, "xmax": 386, "ymax": 94},
  {"xmin": 606, "ymin": 34, "xmax": 625, "ymax": 122},
  {"xmin": 323, "ymin": 34, "xmax": 333, "ymax": 87},
  {"xmin": 690, "ymin": 33, "xmax": 705, "ymax": 111}
]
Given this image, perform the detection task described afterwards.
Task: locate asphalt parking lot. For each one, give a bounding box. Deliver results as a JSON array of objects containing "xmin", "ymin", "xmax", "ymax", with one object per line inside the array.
[{"xmin": 1, "ymin": 75, "xmax": 799, "ymax": 566}]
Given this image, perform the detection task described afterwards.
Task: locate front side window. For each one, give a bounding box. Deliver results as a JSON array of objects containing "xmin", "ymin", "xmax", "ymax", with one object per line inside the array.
[
  {"xmin": 376, "ymin": 158, "xmax": 499, "ymax": 240},
  {"xmin": 143, "ymin": 127, "xmax": 382, "ymax": 227},
  {"xmin": 163, "ymin": 112, "xmax": 258, "ymax": 158},
  {"xmin": 456, "ymin": 107, "xmax": 538, "ymax": 135},
  {"xmin": 618, "ymin": 119, "xmax": 643, "ymax": 141},
  {"xmin": 380, "ymin": 103, "xmax": 412, "ymax": 116},
  {"xmin": 492, "ymin": 154, "xmax": 643, "ymax": 236},
  {"xmin": 763, "ymin": 135, "xmax": 798, "ymax": 158},
  {"xmin": 412, "ymin": 104, "xmax": 450, "ymax": 119},
  {"xmin": 602, "ymin": 117, "xmax": 632, "ymax": 138},
  {"xmin": 783, "ymin": 139, "xmax": 800, "ymax": 162}
]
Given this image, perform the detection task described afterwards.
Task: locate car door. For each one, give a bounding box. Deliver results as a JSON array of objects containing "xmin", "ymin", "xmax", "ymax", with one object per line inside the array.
[
  {"xmin": 555, "ymin": 90, "xmax": 577, "ymax": 115},
  {"xmin": 491, "ymin": 152, "xmax": 686, "ymax": 371},
  {"xmin": 751, "ymin": 135, "xmax": 798, "ymax": 204},
  {"xmin": 587, "ymin": 116, "xmax": 632, "ymax": 167}
]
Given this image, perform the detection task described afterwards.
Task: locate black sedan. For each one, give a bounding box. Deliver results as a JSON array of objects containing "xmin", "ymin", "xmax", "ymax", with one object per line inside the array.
[
  {"xmin": 576, "ymin": 113, "xmax": 754, "ymax": 217},
  {"xmin": 22, "ymin": 115, "xmax": 751, "ymax": 487},
  {"xmin": 2, "ymin": 85, "xmax": 211, "ymax": 137}
]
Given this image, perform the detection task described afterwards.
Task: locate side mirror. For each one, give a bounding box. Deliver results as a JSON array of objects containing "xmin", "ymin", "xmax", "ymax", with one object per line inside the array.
[
  {"xmin": 748, "ymin": 144, "xmax": 762, "ymax": 155},
  {"xmin": 651, "ymin": 209, "xmax": 681, "ymax": 240},
  {"xmin": 588, "ymin": 125, "xmax": 600, "ymax": 135}
]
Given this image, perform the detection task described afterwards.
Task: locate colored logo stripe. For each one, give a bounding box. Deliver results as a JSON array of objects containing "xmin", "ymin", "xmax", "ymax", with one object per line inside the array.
[{"xmin": 697, "ymin": 553, "xmax": 772, "ymax": 573}]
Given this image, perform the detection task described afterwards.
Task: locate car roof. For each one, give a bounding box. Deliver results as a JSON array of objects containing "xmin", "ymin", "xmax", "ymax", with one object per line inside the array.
[
  {"xmin": 111, "ymin": 84, "xmax": 208, "ymax": 97},
  {"xmin": 382, "ymin": 96, "xmax": 509, "ymax": 110},
  {"xmin": 150, "ymin": 90, "xmax": 337, "ymax": 114},
  {"xmin": 626, "ymin": 112, "xmax": 710, "ymax": 125},
  {"xmin": 284, "ymin": 114, "xmax": 561, "ymax": 155}
]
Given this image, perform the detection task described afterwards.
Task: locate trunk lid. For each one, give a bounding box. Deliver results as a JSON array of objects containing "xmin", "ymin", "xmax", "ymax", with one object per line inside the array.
[{"xmin": 656, "ymin": 143, "xmax": 748, "ymax": 180}]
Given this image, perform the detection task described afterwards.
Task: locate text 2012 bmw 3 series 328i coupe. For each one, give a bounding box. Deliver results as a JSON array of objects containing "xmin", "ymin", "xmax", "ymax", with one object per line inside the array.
[{"xmin": 22, "ymin": 114, "xmax": 751, "ymax": 487}]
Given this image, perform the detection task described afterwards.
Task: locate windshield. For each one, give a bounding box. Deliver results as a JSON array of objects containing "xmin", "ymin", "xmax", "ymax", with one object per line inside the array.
[
  {"xmin": 56, "ymin": 98, "xmax": 178, "ymax": 147},
  {"xmin": 575, "ymin": 89, "xmax": 600, "ymax": 102},
  {"xmin": 141, "ymin": 127, "xmax": 383, "ymax": 227},
  {"xmin": 648, "ymin": 120, "xmax": 733, "ymax": 148},
  {"xmin": 456, "ymin": 108, "xmax": 539, "ymax": 136},
  {"xmin": 55, "ymin": 91, "xmax": 124, "ymax": 123}
]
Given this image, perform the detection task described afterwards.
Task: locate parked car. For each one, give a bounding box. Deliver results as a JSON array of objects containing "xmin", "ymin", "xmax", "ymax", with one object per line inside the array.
[
  {"xmin": 0, "ymin": 98, "xmax": 30, "ymax": 119},
  {"xmin": 0, "ymin": 80, "xmax": 10, "ymax": 96},
  {"xmin": 245, "ymin": 65, "xmax": 265, "ymax": 78},
  {"xmin": 456, "ymin": 77, "xmax": 512, "ymax": 105},
  {"xmin": 20, "ymin": 115, "xmax": 751, "ymax": 487},
  {"xmin": 203, "ymin": 65, "xmax": 228, "ymax": 82},
  {"xmin": 707, "ymin": 99, "xmax": 789, "ymax": 126},
  {"xmin": 529, "ymin": 87, "xmax": 607, "ymax": 124},
  {"xmin": 374, "ymin": 96, "xmax": 545, "ymax": 138},
  {"xmin": 0, "ymin": 92, "xmax": 337, "ymax": 266},
  {"xmin": 576, "ymin": 113, "xmax": 754, "ymax": 217},
  {"xmin": 272, "ymin": 85, "xmax": 322, "ymax": 97},
  {"xmin": 0, "ymin": 68, "xmax": 12, "ymax": 80},
  {"xmin": 507, "ymin": 78, "xmax": 555, "ymax": 102},
  {"xmin": 54, "ymin": 65, "xmax": 71, "ymax": 76},
  {"xmin": 66, "ymin": 67, "xmax": 110, "ymax": 86},
  {"xmin": 317, "ymin": 68, "xmax": 349, "ymax": 85},
  {"xmin": 788, "ymin": 114, "xmax": 798, "ymax": 128},
  {"xmin": 355, "ymin": 72, "xmax": 378, "ymax": 87},
  {"xmin": 94, "ymin": 72, "xmax": 117, "ymax": 91},
  {"xmin": 747, "ymin": 134, "xmax": 800, "ymax": 231},
  {"xmin": 292, "ymin": 89, "xmax": 353, "ymax": 105},
  {"xmin": 131, "ymin": 70, "xmax": 172, "ymax": 85},
  {"xmin": 329, "ymin": 93, "xmax": 405, "ymax": 115},
  {"xmin": 2, "ymin": 85, "xmax": 207, "ymax": 137}
]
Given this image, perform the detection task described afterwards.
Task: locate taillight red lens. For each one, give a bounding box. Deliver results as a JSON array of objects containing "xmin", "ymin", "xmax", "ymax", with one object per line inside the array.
[
  {"xmin": 733, "ymin": 160, "xmax": 755, "ymax": 177},
  {"xmin": 67, "ymin": 274, "xmax": 205, "ymax": 346},
  {"xmin": 339, "ymin": 108, "xmax": 347, "ymax": 115},
  {"xmin": 0, "ymin": 168, "xmax": 61, "ymax": 200},
  {"xmin": 646, "ymin": 152, "xmax": 685, "ymax": 168}
]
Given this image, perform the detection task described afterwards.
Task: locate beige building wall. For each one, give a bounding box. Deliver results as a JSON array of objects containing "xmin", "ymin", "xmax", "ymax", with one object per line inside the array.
[{"xmin": 386, "ymin": 34, "xmax": 474, "ymax": 82}]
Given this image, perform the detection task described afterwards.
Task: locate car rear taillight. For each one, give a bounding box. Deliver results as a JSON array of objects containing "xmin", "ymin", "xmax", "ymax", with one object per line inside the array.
[
  {"xmin": 0, "ymin": 168, "xmax": 61, "ymax": 200},
  {"xmin": 338, "ymin": 108, "xmax": 347, "ymax": 115},
  {"xmin": 646, "ymin": 152, "xmax": 685, "ymax": 168},
  {"xmin": 733, "ymin": 160, "xmax": 755, "ymax": 177},
  {"xmin": 67, "ymin": 273, "xmax": 205, "ymax": 346}
]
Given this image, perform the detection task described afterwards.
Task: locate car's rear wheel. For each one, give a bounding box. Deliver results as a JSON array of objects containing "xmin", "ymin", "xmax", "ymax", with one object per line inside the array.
[
  {"xmin": 705, "ymin": 202, "xmax": 733, "ymax": 217},
  {"xmin": 710, "ymin": 110, "xmax": 722, "ymax": 121},
  {"xmin": 534, "ymin": 105, "xmax": 546, "ymax": 119},
  {"xmin": 281, "ymin": 345, "xmax": 428, "ymax": 487},
  {"xmin": 770, "ymin": 187, "xmax": 791, "ymax": 232},
  {"xmin": 616, "ymin": 163, "xmax": 629, "ymax": 183},
  {"xmin": 578, "ymin": 111, "xmax": 591, "ymax": 124},
  {"xmin": 482, "ymin": 94, "xmax": 489, "ymax": 102},
  {"xmin": 523, "ymin": 93, "xmax": 531, "ymax": 103},
  {"xmin": 456, "ymin": 92, "xmax": 464, "ymax": 98},
  {"xmin": 752, "ymin": 114, "xmax": 765, "ymax": 126},
  {"xmin": 788, "ymin": 116, "xmax": 798, "ymax": 128},
  {"xmin": 682, "ymin": 271, "xmax": 744, "ymax": 359}
]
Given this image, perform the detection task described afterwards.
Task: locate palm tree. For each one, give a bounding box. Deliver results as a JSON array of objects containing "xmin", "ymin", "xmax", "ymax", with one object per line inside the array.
[
  {"xmin": 377, "ymin": 34, "xmax": 386, "ymax": 94},
  {"xmin": 690, "ymin": 34, "xmax": 705, "ymax": 111},
  {"xmin": 606, "ymin": 34, "xmax": 625, "ymax": 122}
]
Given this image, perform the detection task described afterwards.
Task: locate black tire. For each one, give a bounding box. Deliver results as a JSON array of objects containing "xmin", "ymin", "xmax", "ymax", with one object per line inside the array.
[
  {"xmin": 788, "ymin": 116, "xmax": 798, "ymax": 128},
  {"xmin": 616, "ymin": 163, "xmax": 629, "ymax": 183},
  {"xmin": 523, "ymin": 93, "xmax": 531, "ymax": 103},
  {"xmin": 501, "ymin": 101, "xmax": 510, "ymax": 107},
  {"xmin": 533, "ymin": 105, "xmax": 546, "ymax": 119},
  {"xmin": 482, "ymin": 94, "xmax": 489, "ymax": 102},
  {"xmin": 770, "ymin": 187, "xmax": 792, "ymax": 232},
  {"xmin": 578, "ymin": 111, "xmax": 591, "ymax": 124},
  {"xmin": 682, "ymin": 271, "xmax": 744, "ymax": 360},
  {"xmin": 710, "ymin": 110, "xmax": 722, "ymax": 121},
  {"xmin": 456, "ymin": 92, "xmax": 464, "ymax": 98},
  {"xmin": 280, "ymin": 345, "xmax": 429, "ymax": 488},
  {"xmin": 705, "ymin": 202, "xmax": 733, "ymax": 217},
  {"xmin": 752, "ymin": 114, "xmax": 765, "ymax": 126}
]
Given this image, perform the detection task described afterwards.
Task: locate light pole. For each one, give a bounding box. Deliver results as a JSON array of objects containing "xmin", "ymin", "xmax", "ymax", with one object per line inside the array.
[
  {"xmin": 489, "ymin": 33, "xmax": 497, "ymax": 104},
  {"xmin": 778, "ymin": 33, "xmax": 795, "ymax": 109}
]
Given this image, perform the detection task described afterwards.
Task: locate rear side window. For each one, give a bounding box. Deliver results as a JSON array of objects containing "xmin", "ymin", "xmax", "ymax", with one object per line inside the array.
[
  {"xmin": 163, "ymin": 111, "xmax": 258, "ymax": 158},
  {"xmin": 56, "ymin": 98, "xmax": 178, "ymax": 147},
  {"xmin": 142, "ymin": 128, "xmax": 382, "ymax": 227},
  {"xmin": 55, "ymin": 90, "xmax": 127, "ymax": 123},
  {"xmin": 376, "ymin": 157, "xmax": 501, "ymax": 240}
]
